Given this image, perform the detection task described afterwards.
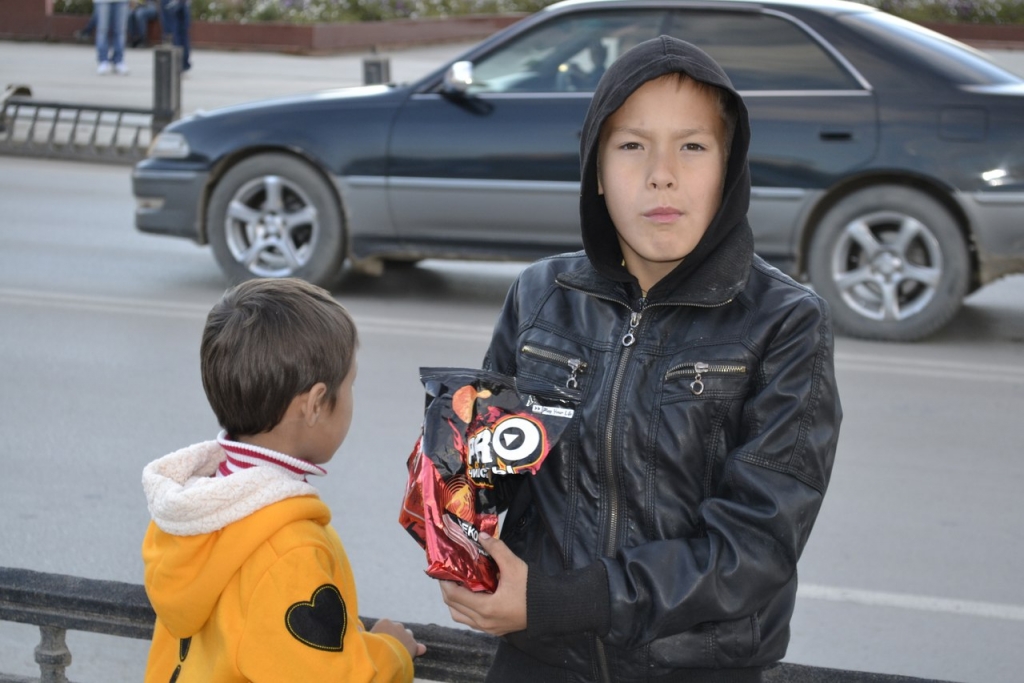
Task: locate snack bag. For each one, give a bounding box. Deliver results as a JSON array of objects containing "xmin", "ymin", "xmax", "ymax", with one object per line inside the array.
[{"xmin": 399, "ymin": 367, "xmax": 574, "ymax": 592}]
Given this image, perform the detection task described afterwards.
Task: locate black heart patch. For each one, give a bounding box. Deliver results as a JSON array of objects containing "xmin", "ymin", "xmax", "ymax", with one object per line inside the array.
[
  {"xmin": 285, "ymin": 584, "xmax": 347, "ymax": 651},
  {"xmin": 179, "ymin": 637, "xmax": 191, "ymax": 662},
  {"xmin": 167, "ymin": 636, "xmax": 191, "ymax": 682}
]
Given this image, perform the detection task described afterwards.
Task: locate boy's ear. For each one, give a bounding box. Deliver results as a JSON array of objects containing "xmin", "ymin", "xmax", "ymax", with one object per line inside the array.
[{"xmin": 302, "ymin": 382, "xmax": 329, "ymax": 426}]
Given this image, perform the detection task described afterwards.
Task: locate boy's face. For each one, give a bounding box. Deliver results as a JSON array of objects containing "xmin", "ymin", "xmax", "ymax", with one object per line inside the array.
[
  {"xmin": 306, "ymin": 359, "xmax": 357, "ymax": 466},
  {"xmin": 597, "ymin": 75, "xmax": 727, "ymax": 292}
]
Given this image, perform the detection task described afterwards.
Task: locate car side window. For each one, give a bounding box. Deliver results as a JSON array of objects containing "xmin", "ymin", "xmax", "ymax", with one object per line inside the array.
[
  {"xmin": 468, "ymin": 11, "xmax": 667, "ymax": 94},
  {"xmin": 667, "ymin": 11, "xmax": 862, "ymax": 91}
]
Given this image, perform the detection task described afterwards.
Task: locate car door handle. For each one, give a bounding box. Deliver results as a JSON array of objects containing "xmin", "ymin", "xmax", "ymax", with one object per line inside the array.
[{"xmin": 819, "ymin": 130, "xmax": 853, "ymax": 141}]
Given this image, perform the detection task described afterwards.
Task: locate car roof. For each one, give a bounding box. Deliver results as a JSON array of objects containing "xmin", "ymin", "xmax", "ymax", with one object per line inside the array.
[
  {"xmin": 543, "ymin": 0, "xmax": 875, "ymax": 17},
  {"xmin": 412, "ymin": 0, "xmax": 876, "ymax": 93},
  {"xmin": 544, "ymin": 0, "xmax": 874, "ymax": 10}
]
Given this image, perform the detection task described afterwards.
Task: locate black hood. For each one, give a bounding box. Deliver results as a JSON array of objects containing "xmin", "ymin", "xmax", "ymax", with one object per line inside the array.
[{"xmin": 579, "ymin": 35, "xmax": 753, "ymax": 300}]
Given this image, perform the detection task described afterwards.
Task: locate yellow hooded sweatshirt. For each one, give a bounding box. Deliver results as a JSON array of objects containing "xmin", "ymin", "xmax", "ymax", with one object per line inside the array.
[{"xmin": 141, "ymin": 440, "xmax": 414, "ymax": 683}]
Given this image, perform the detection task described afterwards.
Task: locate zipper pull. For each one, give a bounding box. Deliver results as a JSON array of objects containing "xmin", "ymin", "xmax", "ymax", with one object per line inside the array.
[
  {"xmin": 691, "ymin": 361, "xmax": 708, "ymax": 395},
  {"xmin": 622, "ymin": 310, "xmax": 642, "ymax": 347},
  {"xmin": 566, "ymin": 358, "xmax": 582, "ymax": 389}
]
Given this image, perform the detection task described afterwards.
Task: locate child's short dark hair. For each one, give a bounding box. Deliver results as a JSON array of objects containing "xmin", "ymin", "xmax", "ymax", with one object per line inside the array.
[
  {"xmin": 666, "ymin": 72, "xmax": 738, "ymax": 159},
  {"xmin": 200, "ymin": 278, "xmax": 358, "ymax": 437}
]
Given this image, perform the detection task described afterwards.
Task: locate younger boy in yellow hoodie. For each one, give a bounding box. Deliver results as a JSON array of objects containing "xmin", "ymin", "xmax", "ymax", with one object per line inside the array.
[{"xmin": 141, "ymin": 277, "xmax": 424, "ymax": 683}]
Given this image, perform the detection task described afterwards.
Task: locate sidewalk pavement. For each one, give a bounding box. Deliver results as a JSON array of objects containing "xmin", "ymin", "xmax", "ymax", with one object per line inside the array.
[
  {"xmin": 0, "ymin": 40, "xmax": 478, "ymax": 117},
  {"xmin": 984, "ymin": 45, "xmax": 1024, "ymax": 75},
  {"xmin": 3, "ymin": 39, "xmax": 1024, "ymax": 121}
]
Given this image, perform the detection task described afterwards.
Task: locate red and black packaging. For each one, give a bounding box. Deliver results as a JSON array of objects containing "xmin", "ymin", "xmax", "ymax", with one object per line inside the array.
[{"xmin": 399, "ymin": 367, "xmax": 574, "ymax": 592}]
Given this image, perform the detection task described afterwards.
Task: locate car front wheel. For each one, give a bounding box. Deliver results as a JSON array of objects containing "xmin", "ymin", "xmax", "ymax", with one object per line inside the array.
[
  {"xmin": 807, "ymin": 185, "xmax": 969, "ymax": 341},
  {"xmin": 206, "ymin": 153, "xmax": 346, "ymax": 288}
]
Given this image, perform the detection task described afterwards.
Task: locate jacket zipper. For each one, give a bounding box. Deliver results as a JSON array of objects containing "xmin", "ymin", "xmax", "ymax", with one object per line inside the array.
[
  {"xmin": 594, "ymin": 296, "xmax": 647, "ymax": 683},
  {"xmin": 602, "ymin": 297, "xmax": 647, "ymax": 559},
  {"xmin": 666, "ymin": 361, "xmax": 747, "ymax": 396},
  {"xmin": 521, "ymin": 344, "xmax": 588, "ymax": 389},
  {"xmin": 555, "ymin": 282, "xmax": 733, "ymax": 682}
]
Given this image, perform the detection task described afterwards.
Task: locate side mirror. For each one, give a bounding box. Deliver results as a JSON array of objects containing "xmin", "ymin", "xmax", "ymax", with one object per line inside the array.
[{"xmin": 442, "ymin": 61, "xmax": 474, "ymax": 95}]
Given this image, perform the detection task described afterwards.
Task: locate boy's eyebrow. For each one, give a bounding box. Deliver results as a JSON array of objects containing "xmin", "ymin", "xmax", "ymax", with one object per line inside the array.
[{"xmin": 608, "ymin": 126, "xmax": 713, "ymax": 138}]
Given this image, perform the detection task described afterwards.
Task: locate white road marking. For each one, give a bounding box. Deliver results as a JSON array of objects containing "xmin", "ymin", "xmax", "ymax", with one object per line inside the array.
[
  {"xmin": 799, "ymin": 583, "xmax": 1024, "ymax": 622},
  {"xmin": 1, "ymin": 287, "xmax": 1021, "ymax": 378},
  {"xmin": 0, "ymin": 288, "xmax": 494, "ymax": 341},
  {"xmin": 0, "ymin": 287, "xmax": 209, "ymax": 318},
  {"xmin": 835, "ymin": 352, "xmax": 1024, "ymax": 383}
]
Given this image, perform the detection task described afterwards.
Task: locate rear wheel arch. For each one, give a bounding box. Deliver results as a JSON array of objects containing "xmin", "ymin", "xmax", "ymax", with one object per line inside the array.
[
  {"xmin": 796, "ymin": 173, "xmax": 977, "ymax": 283},
  {"xmin": 800, "ymin": 176, "xmax": 978, "ymax": 340}
]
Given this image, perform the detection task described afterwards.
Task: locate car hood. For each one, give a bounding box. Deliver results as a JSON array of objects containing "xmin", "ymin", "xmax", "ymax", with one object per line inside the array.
[{"xmin": 182, "ymin": 84, "xmax": 398, "ymax": 122}]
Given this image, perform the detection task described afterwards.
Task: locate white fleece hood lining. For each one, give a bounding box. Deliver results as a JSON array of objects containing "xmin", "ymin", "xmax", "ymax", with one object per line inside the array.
[{"xmin": 142, "ymin": 440, "xmax": 320, "ymax": 536}]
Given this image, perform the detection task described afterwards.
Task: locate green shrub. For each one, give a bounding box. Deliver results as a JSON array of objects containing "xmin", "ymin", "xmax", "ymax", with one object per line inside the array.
[
  {"xmin": 53, "ymin": 0, "xmax": 554, "ymax": 20},
  {"xmin": 53, "ymin": 0, "xmax": 92, "ymax": 14},
  {"xmin": 857, "ymin": 0, "xmax": 1024, "ymax": 24},
  {"xmin": 190, "ymin": 0, "xmax": 555, "ymax": 22}
]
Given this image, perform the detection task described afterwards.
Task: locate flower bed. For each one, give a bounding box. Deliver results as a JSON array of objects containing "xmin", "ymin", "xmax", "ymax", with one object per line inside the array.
[
  {"xmin": 17, "ymin": 0, "xmax": 1024, "ymax": 53},
  {"xmin": 188, "ymin": 13, "xmax": 524, "ymax": 52},
  {"xmin": 51, "ymin": 0, "xmax": 1024, "ymax": 25},
  {"xmin": 861, "ymin": 0, "xmax": 1024, "ymax": 24},
  {"xmin": 53, "ymin": 0, "xmax": 552, "ymax": 22}
]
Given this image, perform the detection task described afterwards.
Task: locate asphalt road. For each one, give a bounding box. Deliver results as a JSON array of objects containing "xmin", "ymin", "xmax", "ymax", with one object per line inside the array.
[{"xmin": 1, "ymin": 40, "xmax": 1024, "ymax": 683}]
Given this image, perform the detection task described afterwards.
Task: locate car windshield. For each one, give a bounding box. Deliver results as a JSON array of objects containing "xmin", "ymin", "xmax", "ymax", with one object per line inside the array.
[
  {"xmin": 841, "ymin": 11, "xmax": 1021, "ymax": 86},
  {"xmin": 467, "ymin": 11, "xmax": 667, "ymax": 93}
]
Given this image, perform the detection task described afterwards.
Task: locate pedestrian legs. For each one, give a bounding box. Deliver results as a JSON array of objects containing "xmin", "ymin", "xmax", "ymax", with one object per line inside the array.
[
  {"xmin": 95, "ymin": 2, "xmax": 129, "ymax": 72},
  {"xmin": 95, "ymin": 3, "xmax": 112, "ymax": 66},
  {"xmin": 160, "ymin": 0, "xmax": 192, "ymax": 71}
]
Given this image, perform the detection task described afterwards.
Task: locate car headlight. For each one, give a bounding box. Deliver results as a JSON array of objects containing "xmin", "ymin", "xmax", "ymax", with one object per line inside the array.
[{"xmin": 148, "ymin": 132, "xmax": 191, "ymax": 159}]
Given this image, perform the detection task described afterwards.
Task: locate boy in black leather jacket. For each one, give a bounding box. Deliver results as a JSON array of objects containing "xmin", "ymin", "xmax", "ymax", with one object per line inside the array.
[{"xmin": 441, "ymin": 36, "xmax": 842, "ymax": 683}]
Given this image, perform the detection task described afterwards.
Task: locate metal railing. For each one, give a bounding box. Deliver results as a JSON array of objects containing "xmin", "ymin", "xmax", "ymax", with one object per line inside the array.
[
  {"xmin": 0, "ymin": 566, "xmax": 957, "ymax": 683},
  {"xmin": 0, "ymin": 48, "xmax": 393, "ymax": 165},
  {"xmin": 0, "ymin": 95, "xmax": 154, "ymax": 163},
  {"xmin": 0, "ymin": 46, "xmax": 181, "ymax": 165},
  {"xmin": 0, "ymin": 566, "xmax": 493, "ymax": 683}
]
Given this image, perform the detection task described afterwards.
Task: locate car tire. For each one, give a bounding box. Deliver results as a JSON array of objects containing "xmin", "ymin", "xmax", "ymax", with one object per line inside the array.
[
  {"xmin": 807, "ymin": 185, "xmax": 969, "ymax": 342},
  {"xmin": 206, "ymin": 153, "xmax": 346, "ymax": 288}
]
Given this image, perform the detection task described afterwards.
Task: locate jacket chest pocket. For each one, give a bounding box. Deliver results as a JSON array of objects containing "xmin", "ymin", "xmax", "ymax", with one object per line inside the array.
[
  {"xmin": 662, "ymin": 360, "xmax": 749, "ymax": 403},
  {"xmin": 516, "ymin": 342, "xmax": 589, "ymax": 404}
]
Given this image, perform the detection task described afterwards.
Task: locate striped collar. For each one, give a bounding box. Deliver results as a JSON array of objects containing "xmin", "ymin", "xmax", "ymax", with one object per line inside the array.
[{"xmin": 215, "ymin": 430, "xmax": 326, "ymax": 482}]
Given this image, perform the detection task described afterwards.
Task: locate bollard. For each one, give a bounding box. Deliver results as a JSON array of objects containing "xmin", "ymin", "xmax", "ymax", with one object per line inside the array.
[
  {"xmin": 0, "ymin": 85, "xmax": 32, "ymax": 134},
  {"xmin": 152, "ymin": 44, "xmax": 182, "ymax": 134},
  {"xmin": 362, "ymin": 56, "xmax": 391, "ymax": 85}
]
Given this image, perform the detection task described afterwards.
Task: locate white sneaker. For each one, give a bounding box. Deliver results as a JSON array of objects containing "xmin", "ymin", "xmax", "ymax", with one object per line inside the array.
[
  {"xmin": 114, "ymin": 62, "xmax": 130, "ymax": 75},
  {"xmin": 97, "ymin": 61, "xmax": 112, "ymax": 75}
]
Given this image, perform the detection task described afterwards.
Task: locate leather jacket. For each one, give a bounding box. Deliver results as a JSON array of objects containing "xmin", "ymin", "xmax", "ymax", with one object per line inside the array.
[
  {"xmin": 485, "ymin": 248, "xmax": 841, "ymax": 681},
  {"xmin": 480, "ymin": 36, "xmax": 842, "ymax": 683}
]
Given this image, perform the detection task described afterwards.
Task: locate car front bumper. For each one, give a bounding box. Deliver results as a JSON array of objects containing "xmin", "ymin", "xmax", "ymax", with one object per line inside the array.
[{"xmin": 132, "ymin": 165, "xmax": 209, "ymax": 242}]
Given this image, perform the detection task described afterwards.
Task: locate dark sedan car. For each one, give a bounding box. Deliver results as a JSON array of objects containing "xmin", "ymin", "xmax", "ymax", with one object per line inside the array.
[{"xmin": 133, "ymin": 0, "xmax": 1024, "ymax": 341}]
